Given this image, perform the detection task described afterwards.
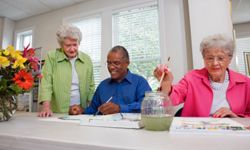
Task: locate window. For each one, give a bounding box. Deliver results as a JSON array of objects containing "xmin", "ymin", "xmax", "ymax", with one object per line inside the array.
[
  {"xmin": 113, "ymin": 5, "xmax": 160, "ymax": 90},
  {"xmin": 236, "ymin": 37, "xmax": 250, "ymax": 76},
  {"xmin": 16, "ymin": 30, "xmax": 32, "ymax": 50},
  {"xmin": 72, "ymin": 16, "xmax": 102, "ymax": 86}
]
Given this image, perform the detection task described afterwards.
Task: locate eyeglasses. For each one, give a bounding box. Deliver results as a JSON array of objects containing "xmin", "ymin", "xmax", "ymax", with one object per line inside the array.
[
  {"xmin": 107, "ymin": 59, "xmax": 127, "ymax": 67},
  {"xmin": 204, "ymin": 56, "xmax": 230, "ymax": 63}
]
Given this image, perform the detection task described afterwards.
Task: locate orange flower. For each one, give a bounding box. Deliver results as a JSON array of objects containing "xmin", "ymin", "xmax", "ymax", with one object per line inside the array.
[{"xmin": 13, "ymin": 70, "xmax": 34, "ymax": 90}]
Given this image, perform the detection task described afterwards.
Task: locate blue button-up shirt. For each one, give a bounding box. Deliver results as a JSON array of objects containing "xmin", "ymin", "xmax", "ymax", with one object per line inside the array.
[{"xmin": 85, "ymin": 70, "xmax": 152, "ymax": 114}]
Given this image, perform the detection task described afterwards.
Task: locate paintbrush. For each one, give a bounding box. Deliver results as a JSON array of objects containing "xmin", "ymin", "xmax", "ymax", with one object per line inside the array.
[{"xmin": 158, "ymin": 57, "xmax": 170, "ymax": 90}]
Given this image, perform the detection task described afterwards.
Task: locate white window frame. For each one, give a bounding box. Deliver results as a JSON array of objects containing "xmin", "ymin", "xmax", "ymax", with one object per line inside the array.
[{"xmin": 15, "ymin": 27, "xmax": 34, "ymax": 51}]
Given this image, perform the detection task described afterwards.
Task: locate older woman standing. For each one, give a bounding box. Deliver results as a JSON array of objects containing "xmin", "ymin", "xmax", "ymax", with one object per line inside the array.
[
  {"xmin": 154, "ymin": 34, "xmax": 250, "ymax": 117},
  {"xmin": 38, "ymin": 25, "xmax": 95, "ymax": 117}
]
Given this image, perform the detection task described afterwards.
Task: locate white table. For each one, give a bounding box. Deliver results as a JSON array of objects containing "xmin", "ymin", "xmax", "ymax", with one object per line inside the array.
[{"xmin": 0, "ymin": 112, "xmax": 250, "ymax": 150}]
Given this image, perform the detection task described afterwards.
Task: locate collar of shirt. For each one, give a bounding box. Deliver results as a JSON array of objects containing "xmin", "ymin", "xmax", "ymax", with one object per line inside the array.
[
  {"xmin": 56, "ymin": 48, "xmax": 85, "ymax": 63},
  {"xmin": 108, "ymin": 69, "xmax": 133, "ymax": 84},
  {"xmin": 196, "ymin": 68, "xmax": 246, "ymax": 90}
]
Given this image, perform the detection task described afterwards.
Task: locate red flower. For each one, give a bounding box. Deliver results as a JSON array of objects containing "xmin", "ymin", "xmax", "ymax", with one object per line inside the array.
[
  {"xmin": 29, "ymin": 57, "xmax": 39, "ymax": 71},
  {"xmin": 13, "ymin": 70, "xmax": 34, "ymax": 90},
  {"xmin": 37, "ymin": 74, "xmax": 43, "ymax": 79},
  {"xmin": 23, "ymin": 44, "xmax": 35, "ymax": 58},
  {"xmin": 22, "ymin": 44, "xmax": 40, "ymax": 71}
]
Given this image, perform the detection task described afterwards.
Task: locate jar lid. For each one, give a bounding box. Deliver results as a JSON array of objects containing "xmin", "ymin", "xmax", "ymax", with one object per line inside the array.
[{"xmin": 145, "ymin": 91, "xmax": 167, "ymax": 97}]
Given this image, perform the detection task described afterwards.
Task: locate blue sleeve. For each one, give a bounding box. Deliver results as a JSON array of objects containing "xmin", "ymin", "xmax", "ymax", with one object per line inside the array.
[
  {"xmin": 84, "ymin": 86, "xmax": 102, "ymax": 114},
  {"xmin": 119, "ymin": 77, "xmax": 152, "ymax": 113}
]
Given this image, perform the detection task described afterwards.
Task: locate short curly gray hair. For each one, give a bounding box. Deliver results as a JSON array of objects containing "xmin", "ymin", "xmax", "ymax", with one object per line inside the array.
[
  {"xmin": 56, "ymin": 24, "xmax": 82, "ymax": 46},
  {"xmin": 200, "ymin": 34, "xmax": 235, "ymax": 58}
]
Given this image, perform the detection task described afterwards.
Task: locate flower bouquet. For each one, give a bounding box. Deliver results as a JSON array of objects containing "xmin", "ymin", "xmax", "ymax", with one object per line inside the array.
[{"xmin": 0, "ymin": 45, "xmax": 40, "ymax": 121}]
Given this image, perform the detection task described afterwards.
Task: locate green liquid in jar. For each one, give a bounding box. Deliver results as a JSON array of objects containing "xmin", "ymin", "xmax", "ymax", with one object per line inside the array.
[{"xmin": 141, "ymin": 115, "xmax": 173, "ymax": 131}]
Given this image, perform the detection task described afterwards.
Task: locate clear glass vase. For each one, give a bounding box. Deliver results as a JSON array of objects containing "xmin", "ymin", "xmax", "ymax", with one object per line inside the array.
[
  {"xmin": 141, "ymin": 91, "xmax": 174, "ymax": 131},
  {"xmin": 0, "ymin": 95, "xmax": 17, "ymax": 121}
]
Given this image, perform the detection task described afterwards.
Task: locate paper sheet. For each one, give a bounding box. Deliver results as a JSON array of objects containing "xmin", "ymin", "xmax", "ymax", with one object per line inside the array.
[
  {"xmin": 39, "ymin": 113, "xmax": 142, "ymax": 129},
  {"xmin": 170, "ymin": 117, "xmax": 250, "ymax": 135},
  {"xmin": 80, "ymin": 113, "xmax": 142, "ymax": 129}
]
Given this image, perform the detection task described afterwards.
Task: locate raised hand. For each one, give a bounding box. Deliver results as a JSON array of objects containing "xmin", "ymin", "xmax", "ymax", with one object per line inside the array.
[{"xmin": 153, "ymin": 64, "xmax": 173, "ymax": 94}]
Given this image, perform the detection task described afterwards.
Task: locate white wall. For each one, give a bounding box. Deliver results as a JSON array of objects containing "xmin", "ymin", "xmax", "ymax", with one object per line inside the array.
[
  {"xmin": 1, "ymin": 18, "xmax": 15, "ymax": 48},
  {"xmin": 158, "ymin": 0, "xmax": 191, "ymax": 82},
  {"xmin": 188, "ymin": 0, "xmax": 234, "ymax": 70},
  {"xmin": 0, "ymin": 17, "xmax": 3, "ymax": 48}
]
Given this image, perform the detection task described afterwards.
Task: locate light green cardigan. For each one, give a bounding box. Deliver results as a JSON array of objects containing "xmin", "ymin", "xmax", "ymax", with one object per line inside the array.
[{"xmin": 38, "ymin": 48, "xmax": 95, "ymax": 113}]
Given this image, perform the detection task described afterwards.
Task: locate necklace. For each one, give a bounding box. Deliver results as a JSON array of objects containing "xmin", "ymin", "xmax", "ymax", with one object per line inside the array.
[{"xmin": 209, "ymin": 71, "xmax": 229, "ymax": 91}]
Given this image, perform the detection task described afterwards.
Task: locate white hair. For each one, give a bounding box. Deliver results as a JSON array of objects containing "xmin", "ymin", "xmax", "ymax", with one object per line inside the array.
[
  {"xmin": 56, "ymin": 24, "xmax": 82, "ymax": 46},
  {"xmin": 200, "ymin": 34, "xmax": 235, "ymax": 57}
]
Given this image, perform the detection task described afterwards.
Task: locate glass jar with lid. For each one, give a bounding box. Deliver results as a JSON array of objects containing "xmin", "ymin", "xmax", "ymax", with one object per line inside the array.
[{"xmin": 141, "ymin": 91, "xmax": 174, "ymax": 131}]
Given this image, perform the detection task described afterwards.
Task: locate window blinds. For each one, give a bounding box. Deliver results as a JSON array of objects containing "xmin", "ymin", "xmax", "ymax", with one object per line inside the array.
[
  {"xmin": 73, "ymin": 16, "xmax": 102, "ymax": 86},
  {"xmin": 113, "ymin": 5, "xmax": 160, "ymax": 90}
]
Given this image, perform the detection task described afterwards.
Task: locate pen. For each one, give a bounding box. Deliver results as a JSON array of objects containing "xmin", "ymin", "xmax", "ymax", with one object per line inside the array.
[{"xmin": 94, "ymin": 96, "xmax": 113, "ymax": 116}]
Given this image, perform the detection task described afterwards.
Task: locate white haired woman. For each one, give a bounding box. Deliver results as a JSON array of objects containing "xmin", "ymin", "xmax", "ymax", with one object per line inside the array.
[
  {"xmin": 38, "ymin": 24, "xmax": 95, "ymax": 117},
  {"xmin": 154, "ymin": 34, "xmax": 250, "ymax": 117}
]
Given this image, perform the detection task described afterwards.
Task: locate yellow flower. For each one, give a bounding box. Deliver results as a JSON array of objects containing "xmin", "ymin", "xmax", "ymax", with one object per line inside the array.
[
  {"xmin": 3, "ymin": 50, "xmax": 10, "ymax": 56},
  {"xmin": 0, "ymin": 56, "xmax": 10, "ymax": 68},
  {"xmin": 12, "ymin": 55, "xmax": 27, "ymax": 69},
  {"xmin": 6, "ymin": 45, "xmax": 15, "ymax": 51},
  {"xmin": 6, "ymin": 45, "xmax": 21, "ymax": 58}
]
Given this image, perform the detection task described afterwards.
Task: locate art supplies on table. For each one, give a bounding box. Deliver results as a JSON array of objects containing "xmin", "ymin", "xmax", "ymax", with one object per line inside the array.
[{"xmin": 170, "ymin": 117, "xmax": 250, "ymax": 135}]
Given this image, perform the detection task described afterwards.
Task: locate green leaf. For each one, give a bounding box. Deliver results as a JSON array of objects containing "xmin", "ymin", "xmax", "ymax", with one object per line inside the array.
[
  {"xmin": 9, "ymin": 84, "xmax": 23, "ymax": 95},
  {"xmin": 0, "ymin": 79, "xmax": 8, "ymax": 93}
]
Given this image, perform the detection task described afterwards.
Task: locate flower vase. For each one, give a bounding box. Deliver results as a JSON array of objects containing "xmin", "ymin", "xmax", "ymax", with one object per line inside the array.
[{"xmin": 0, "ymin": 95, "xmax": 17, "ymax": 121}]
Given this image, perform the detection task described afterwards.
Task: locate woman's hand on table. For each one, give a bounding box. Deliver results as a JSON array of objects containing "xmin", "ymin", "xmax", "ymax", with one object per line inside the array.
[
  {"xmin": 38, "ymin": 101, "xmax": 53, "ymax": 117},
  {"xmin": 213, "ymin": 107, "xmax": 238, "ymax": 118}
]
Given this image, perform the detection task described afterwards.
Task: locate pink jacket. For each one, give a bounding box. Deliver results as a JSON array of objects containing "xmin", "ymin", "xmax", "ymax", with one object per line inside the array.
[{"xmin": 170, "ymin": 68, "xmax": 250, "ymax": 117}]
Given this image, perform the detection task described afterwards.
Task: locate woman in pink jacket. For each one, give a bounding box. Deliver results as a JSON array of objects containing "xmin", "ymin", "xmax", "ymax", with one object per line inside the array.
[{"xmin": 154, "ymin": 34, "xmax": 250, "ymax": 117}]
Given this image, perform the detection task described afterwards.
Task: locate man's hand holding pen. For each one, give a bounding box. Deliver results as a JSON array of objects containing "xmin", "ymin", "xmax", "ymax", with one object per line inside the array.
[{"xmin": 98, "ymin": 102, "xmax": 120, "ymax": 115}]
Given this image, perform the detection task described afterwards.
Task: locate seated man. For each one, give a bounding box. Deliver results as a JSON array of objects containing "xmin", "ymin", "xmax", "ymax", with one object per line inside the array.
[{"xmin": 84, "ymin": 46, "xmax": 152, "ymax": 115}]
